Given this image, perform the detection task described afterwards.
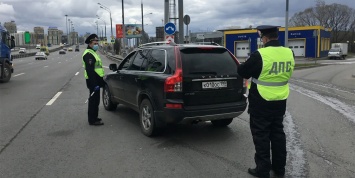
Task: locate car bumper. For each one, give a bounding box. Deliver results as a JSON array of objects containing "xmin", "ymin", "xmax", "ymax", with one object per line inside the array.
[{"xmin": 155, "ymin": 102, "xmax": 247, "ymax": 124}]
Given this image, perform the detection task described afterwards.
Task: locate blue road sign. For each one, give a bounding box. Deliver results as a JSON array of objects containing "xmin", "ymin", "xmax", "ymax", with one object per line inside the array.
[{"xmin": 164, "ymin": 22, "xmax": 176, "ymax": 35}]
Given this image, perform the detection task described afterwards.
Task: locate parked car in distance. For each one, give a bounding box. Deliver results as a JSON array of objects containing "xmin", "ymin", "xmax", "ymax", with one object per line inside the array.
[
  {"xmin": 36, "ymin": 44, "xmax": 41, "ymax": 49},
  {"xmin": 75, "ymin": 46, "xmax": 79, "ymax": 52},
  {"xmin": 59, "ymin": 49, "xmax": 66, "ymax": 54},
  {"xmin": 19, "ymin": 48, "xmax": 26, "ymax": 53},
  {"xmin": 68, "ymin": 47, "xmax": 73, "ymax": 51},
  {"xmin": 35, "ymin": 52, "xmax": 47, "ymax": 60},
  {"xmin": 103, "ymin": 42, "xmax": 248, "ymax": 136},
  {"xmin": 63, "ymin": 48, "xmax": 67, "ymax": 51}
]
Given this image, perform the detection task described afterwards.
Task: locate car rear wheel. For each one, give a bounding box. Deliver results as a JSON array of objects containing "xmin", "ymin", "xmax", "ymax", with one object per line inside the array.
[
  {"xmin": 102, "ymin": 85, "xmax": 117, "ymax": 111},
  {"xmin": 140, "ymin": 99, "xmax": 159, "ymax": 137},
  {"xmin": 211, "ymin": 118, "xmax": 233, "ymax": 127}
]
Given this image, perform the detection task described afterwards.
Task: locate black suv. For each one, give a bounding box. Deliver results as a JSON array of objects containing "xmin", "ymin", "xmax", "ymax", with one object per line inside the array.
[{"xmin": 103, "ymin": 42, "xmax": 247, "ymax": 136}]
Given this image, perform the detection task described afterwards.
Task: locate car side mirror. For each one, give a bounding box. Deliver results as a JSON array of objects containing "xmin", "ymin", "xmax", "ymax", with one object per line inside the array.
[{"xmin": 109, "ymin": 63, "xmax": 118, "ymax": 71}]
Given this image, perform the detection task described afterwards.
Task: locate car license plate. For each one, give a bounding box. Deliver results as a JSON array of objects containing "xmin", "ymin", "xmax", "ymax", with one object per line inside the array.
[{"xmin": 202, "ymin": 81, "xmax": 227, "ymax": 89}]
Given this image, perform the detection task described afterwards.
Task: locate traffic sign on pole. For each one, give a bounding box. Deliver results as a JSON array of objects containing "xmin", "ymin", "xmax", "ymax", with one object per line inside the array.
[{"xmin": 164, "ymin": 22, "xmax": 176, "ymax": 35}]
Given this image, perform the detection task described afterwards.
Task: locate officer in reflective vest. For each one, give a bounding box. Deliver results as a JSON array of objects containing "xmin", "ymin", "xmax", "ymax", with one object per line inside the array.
[
  {"xmin": 237, "ymin": 25, "xmax": 295, "ymax": 178},
  {"xmin": 82, "ymin": 34, "xmax": 105, "ymax": 126}
]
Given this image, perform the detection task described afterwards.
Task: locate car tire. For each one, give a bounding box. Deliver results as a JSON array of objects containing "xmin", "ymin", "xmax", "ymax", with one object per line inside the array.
[
  {"xmin": 211, "ymin": 118, "xmax": 233, "ymax": 127},
  {"xmin": 140, "ymin": 99, "xmax": 159, "ymax": 137},
  {"xmin": 0, "ymin": 62, "xmax": 12, "ymax": 83},
  {"xmin": 102, "ymin": 85, "xmax": 117, "ymax": 111}
]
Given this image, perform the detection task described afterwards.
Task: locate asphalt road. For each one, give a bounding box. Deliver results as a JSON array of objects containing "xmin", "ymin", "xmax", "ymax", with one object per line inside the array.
[
  {"xmin": 11, "ymin": 45, "xmax": 62, "ymax": 55},
  {"xmin": 1, "ymin": 49, "xmax": 355, "ymax": 177}
]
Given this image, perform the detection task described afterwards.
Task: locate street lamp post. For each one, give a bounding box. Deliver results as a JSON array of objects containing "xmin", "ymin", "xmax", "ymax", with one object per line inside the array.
[
  {"xmin": 141, "ymin": 1, "xmax": 153, "ymax": 44},
  {"xmin": 68, "ymin": 19, "xmax": 71, "ymax": 45},
  {"xmin": 98, "ymin": 3, "xmax": 112, "ymax": 40},
  {"xmin": 97, "ymin": 15, "xmax": 107, "ymax": 41},
  {"xmin": 65, "ymin": 15, "xmax": 68, "ymax": 44}
]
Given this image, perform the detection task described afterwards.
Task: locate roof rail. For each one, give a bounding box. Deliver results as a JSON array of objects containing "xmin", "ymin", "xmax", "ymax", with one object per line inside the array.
[
  {"xmin": 191, "ymin": 42, "xmax": 220, "ymax": 46},
  {"xmin": 139, "ymin": 41, "xmax": 176, "ymax": 47}
]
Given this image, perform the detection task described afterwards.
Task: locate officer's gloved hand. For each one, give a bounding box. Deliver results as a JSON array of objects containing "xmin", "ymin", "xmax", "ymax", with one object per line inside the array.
[{"xmin": 94, "ymin": 86, "xmax": 100, "ymax": 91}]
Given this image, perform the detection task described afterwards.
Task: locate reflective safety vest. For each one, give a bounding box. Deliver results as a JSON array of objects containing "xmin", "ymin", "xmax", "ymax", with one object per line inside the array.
[
  {"xmin": 82, "ymin": 49, "xmax": 105, "ymax": 79},
  {"xmin": 252, "ymin": 46, "xmax": 295, "ymax": 101}
]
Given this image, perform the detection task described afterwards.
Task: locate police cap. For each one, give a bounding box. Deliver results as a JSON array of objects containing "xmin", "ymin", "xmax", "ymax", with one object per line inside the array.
[
  {"xmin": 256, "ymin": 25, "xmax": 279, "ymax": 37},
  {"xmin": 85, "ymin": 34, "xmax": 99, "ymax": 44}
]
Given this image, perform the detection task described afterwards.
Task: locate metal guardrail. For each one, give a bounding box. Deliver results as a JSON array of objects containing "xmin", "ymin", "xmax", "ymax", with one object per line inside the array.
[{"xmin": 99, "ymin": 50, "xmax": 123, "ymax": 62}]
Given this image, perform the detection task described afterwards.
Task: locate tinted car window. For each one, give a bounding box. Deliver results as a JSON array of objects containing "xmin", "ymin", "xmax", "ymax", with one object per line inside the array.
[
  {"xmin": 121, "ymin": 51, "xmax": 136, "ymax": 70},
  {"xmin": 142, "ymin": 49, "xmax": 166, "ymax": 72},
  {"xmin": 128, "ymin": 49, "xmax": 149, "ymax": 71},
  {"xmin": 180, "ymin": 47, "xmax": 238, "ymax": 75}
]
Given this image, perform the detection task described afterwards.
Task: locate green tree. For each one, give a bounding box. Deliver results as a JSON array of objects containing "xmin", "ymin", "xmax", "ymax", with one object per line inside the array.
[{"xmin": 290, "ymin": 0, "xmax": 355, "ymax": 42}]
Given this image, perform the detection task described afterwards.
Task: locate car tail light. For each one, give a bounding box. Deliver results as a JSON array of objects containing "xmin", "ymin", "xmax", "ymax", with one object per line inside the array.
[
  {"xmin": 227, "ymin": 50, "xmax": 240, "ymax": 65},
  {"xmin": 165, "ymin": 47, "xmax": 183, "ymax": 93},
  {"xmin": 164, "ymin": 68, "xmax": 182, "ymax": 92},
  {"xmin": 166, "ymin": 103, "xmax": 182, "ymax": 109},
  {"xmin": 243, "ymin": 79, "xmax": 248, "ymax": 88}
]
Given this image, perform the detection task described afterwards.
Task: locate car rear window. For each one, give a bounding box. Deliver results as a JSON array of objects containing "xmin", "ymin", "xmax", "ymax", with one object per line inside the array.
[{"xmin": 180, "ymin": 47, "xmax": 238, "ymax": 75}]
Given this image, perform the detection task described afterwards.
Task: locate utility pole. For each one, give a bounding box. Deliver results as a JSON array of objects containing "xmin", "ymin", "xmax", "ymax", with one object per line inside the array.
[
  {"xmin": 141, "ymin": 1, "xmax": 144, "ymax": 44},
  {"xmin": 285, "ymin": 0, "xmax": 289, "ymax": 47}
]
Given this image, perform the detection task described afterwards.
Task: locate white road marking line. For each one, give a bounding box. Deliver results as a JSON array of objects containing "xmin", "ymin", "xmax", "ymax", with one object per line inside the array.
[
  {"xmin": 44, "ymin": 66, "xmax": 48, "ymax": 68},
  {"xmin": 46, "ymin": 92, "xmax": 62, "ymax": 106},
  {"xmin": 103, "ymin": 66, "xmax": 109, "ymax": 69},
  {"xmin": 75, "ymin": 72, "xmax": 79, "ymax": 75},
  {"xmin": 291, "ymin": 79, "xmax": 355, "ymax": 96},
  {"xmin": 284, "ymin": 111, "xmax": 307, "ymax": 177},
  {"xmin": 28, "ymin": 62, "xmax": 33, "ymax": 64},
  {"xmin": 290, "ymin": 84, "xmax": 355, "ymax": 123},
  {"xmin": 13, "ymin": 73, "xmax": 25, "ymax": 77},
  {"xmin": 58, "ymin": 62, "xmax": 61, "ymax": 64}
]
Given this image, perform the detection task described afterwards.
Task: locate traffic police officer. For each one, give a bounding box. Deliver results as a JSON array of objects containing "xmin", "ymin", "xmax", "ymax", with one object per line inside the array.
[
  {"xmin": 237, "ymin": 25, "xmax": 295, "ymax": 178},
  {"xmin": 83, "ymin": 34, "xmax": 105, "ymax": 126}
]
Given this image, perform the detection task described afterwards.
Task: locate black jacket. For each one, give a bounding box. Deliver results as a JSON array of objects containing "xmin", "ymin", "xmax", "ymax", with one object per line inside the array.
[
  {"xmin": 237, "ymin": 40, "xmax": 292, "ymax": 117},
  {"xmin": 83, "ymin": 46, "xmax": 105, "ymax": 89}
]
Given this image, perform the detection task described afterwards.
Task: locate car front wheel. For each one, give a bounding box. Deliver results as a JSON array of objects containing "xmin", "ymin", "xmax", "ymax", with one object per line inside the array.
[
  {"xmin": 140, "ymin": 99, "xmax": 159, "ymax": 137},
  {"xmin": 102, "ymin": 85, "xmax": 117, "ymax": 111},
  {"xmin": 0, "ymin": 62, "xmax": 11, "ymax": 83},
  {"xmin": 211, "ymin": 118, "xmax": 234, "ymax": 127}
]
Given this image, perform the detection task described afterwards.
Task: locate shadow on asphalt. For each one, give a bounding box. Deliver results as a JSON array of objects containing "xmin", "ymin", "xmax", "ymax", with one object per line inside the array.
[{"xmin": 110, "ymin": 105, "xmax": 236, "ymax": 139}]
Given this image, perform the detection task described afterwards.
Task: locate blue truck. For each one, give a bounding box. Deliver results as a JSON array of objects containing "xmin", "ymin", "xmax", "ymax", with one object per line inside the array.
[{"xmin": 0, "ymin": 24, "xmax": 14, "ymax": 83}]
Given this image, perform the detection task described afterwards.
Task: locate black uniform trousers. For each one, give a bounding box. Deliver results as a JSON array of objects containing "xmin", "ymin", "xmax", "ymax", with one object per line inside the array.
[
  {"xmin": 250, "ymin": 114, "xmax": 287, "ymax": 177},
  {"xmin": 88, "ymin": 88, "xmax": 100, "ymax": 124}
]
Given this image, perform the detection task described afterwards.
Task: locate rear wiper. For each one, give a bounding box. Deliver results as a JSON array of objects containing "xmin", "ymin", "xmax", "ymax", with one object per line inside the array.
[{"xmin": 189, "ymin": 71, "xmax": 217, "ymax": 75}]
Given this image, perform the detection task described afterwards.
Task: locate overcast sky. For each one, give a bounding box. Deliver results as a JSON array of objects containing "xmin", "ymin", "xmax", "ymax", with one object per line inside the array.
[{"xmin": 0, "ymin": 0, "xmax": 354, "ymax": 38}]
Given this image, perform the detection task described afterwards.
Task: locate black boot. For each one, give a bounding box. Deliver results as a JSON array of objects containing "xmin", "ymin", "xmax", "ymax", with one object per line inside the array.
[{"xmin": 248, "ymin": 168, "xmax": 270, "ymax": 178}]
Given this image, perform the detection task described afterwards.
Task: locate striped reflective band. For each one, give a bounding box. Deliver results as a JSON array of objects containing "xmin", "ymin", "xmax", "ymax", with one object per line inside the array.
[{"xmin": 251, "ymin": 78, "xmax": 288, "ymax": 86}]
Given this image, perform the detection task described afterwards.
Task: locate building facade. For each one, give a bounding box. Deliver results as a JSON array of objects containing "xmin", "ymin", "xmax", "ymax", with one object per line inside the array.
[
  {"xmin": 4, "ymin": 21, "xmax": 17, "ymax": 33},
  {"xmin": 69, "ymin": 31, "xmax": 78, "ymax": 45},
  {"xmin": 221, "ymin": 26, "xmax": 331, "ymax": 58},
  {"xmin": 48, "ymin": 27, "xmax": 62, "ymax": 45},
  {"xmin": 34, "ymin": 27, "xmax": 45, "ymax": 45}
]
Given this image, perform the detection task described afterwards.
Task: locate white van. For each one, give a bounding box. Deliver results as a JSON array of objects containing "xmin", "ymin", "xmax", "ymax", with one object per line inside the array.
[{"xmin": 36, "ymin": 44, "xmax": 41, "ymax": 49}]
